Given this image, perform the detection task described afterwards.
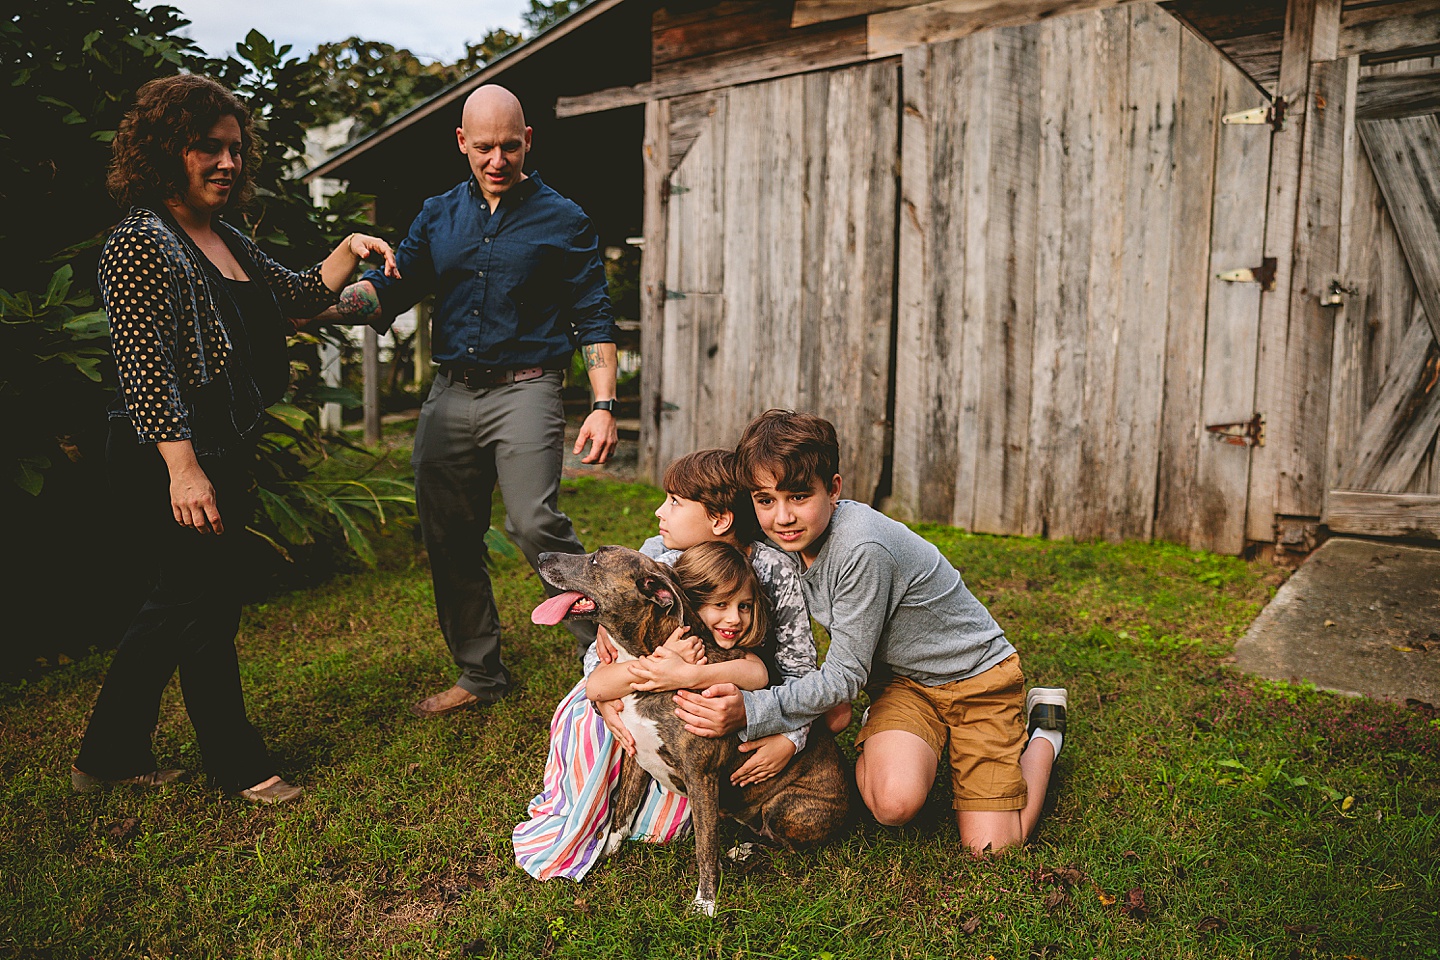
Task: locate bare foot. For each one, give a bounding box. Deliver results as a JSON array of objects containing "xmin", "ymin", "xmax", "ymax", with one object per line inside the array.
[{"xmin": 247, "ymin": 775, "xmax": 281, "ymax": 792}]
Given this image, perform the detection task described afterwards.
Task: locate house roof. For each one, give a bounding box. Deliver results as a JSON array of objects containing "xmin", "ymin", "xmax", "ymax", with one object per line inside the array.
[{"xmin": 303, "ymin": 0, "xmax": 644, "ymax": 182}]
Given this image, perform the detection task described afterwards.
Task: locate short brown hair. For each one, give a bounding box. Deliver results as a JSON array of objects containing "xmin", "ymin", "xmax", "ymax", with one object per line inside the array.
[
  {"xmin": 662, "ymin": 449, "xmax": 760, "ymax": 543},
  {"xmin": 672, "ymin": 542, "xmax": 770, "ymax": 650},
  {"xmin": 735, "ymin": 409, "xmax": 840, "ymax": 492},
  {"xmin": 107, "ymin": 75, "xmax": 259, "ymax": 210}
]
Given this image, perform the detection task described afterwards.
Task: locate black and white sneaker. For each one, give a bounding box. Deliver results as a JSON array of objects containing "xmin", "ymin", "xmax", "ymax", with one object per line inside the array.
[{"xmin": 1026, "ymin": 687, "xmax": 1068, "ymax": 736}]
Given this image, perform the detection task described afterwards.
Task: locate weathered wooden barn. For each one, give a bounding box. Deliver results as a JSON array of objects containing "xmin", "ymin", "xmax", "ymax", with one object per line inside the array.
[{"xmin": 309, "ymin": 0, "xmax": 1440, "ymax": 557}]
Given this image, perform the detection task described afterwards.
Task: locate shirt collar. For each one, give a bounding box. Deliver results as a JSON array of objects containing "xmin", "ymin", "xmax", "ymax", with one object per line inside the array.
[{"xmin": 467, "ymin": 170, "xmax": 544, "ymax": 206}]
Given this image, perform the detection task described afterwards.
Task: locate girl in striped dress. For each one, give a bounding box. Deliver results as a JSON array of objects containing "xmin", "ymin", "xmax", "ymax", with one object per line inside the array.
[{"xmin": 513, "ymin": 451, "xmax": 818, "ymax": 881}]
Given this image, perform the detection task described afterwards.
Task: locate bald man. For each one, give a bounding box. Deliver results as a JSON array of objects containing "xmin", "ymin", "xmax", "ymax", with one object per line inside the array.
[{"xmin": 324, "ymin": 85, "xmax": 617, "ymax": 718}]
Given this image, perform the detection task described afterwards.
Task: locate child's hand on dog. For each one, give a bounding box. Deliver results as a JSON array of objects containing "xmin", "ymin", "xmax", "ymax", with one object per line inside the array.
[
  {"xmin": 628, "ymin": 645, "xmax": 702, "ymax": 692},
  {"xmin": 595, "ymin": 625, "xmax": 620, "ymax": 664},
  {"xmin": 594, "ymin": 698, "xmax": 636, "ymax": 756},
  {"xmin": 660, "ymin": 626, "xmax": 707, "ymax": 665},
  {"xmin": 732, "ymin": 734, "xmax": 796, "ymax": 786}
]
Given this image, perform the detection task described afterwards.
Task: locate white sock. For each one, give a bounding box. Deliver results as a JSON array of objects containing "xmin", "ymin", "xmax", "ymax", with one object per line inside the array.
[{"xmin": 1029, "ymin": 727, "xmax": 1063, "ymax": 759}]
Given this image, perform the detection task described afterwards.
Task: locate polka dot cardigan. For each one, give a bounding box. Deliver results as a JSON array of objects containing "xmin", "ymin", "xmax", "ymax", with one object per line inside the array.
[{"xmin": 98, "ymin": 207, "xmax": 334, "ymax": 446}]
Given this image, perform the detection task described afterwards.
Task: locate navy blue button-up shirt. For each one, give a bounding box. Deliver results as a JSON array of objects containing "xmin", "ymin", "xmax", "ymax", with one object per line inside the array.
[{"xmin": 363, "ymin": 172, "xmax": 615, "ymax": 367}]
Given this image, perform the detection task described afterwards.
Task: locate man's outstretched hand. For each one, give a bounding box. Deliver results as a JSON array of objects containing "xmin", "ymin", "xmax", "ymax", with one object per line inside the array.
[{"xmin": 673, "ymin": 683, "xmax": 747, "ymax": 738}]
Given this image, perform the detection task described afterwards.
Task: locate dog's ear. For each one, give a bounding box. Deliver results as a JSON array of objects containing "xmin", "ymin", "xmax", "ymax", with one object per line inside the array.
[{"xmin": 636, "ymin": 573, "xmax": 682, "ymax": 614}]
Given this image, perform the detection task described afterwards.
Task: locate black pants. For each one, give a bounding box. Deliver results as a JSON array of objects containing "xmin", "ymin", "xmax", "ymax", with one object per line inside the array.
[{"xmin": 74, "ymin": 419, "xmax": 274, "ymax": 792}]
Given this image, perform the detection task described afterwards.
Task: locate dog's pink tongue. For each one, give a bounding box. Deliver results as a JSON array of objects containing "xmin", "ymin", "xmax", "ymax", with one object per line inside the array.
[{"xmin": 532, "ymin": 591, "xmax": 586, "ymax": 625}]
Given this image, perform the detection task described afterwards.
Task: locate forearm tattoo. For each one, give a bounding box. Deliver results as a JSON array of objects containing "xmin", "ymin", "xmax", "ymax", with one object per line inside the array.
[
  {"xmin": 336, "ymin": 282, "xmax": 382, "ymax": 321},
  {"xmin": 583, "ymin": 344, "xmax": 608, "ymax": 370}
]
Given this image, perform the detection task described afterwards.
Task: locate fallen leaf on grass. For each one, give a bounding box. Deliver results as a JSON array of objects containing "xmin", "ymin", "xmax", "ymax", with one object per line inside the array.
[
  {"xmin": 1196, "ymin": 916, "xmax": 1228, "ymax": 934},
  {"xmin": 958, "ymin": 914, "xmax": 981, "ymax": 936},
  {"xmin": 1324, "ymin": 620, "xmax": 1335, "ymax": 627},
  {"xmin": 1119, "ymin": 887, "xmax": 1149, "ymax": 920},
  {"xmin": 107, "ymin": 817, "xmax": 139, "ymax": 841},
  {"xmin": 1033, "ymin": 865, "xmax": 1085, "ymax": 887},
  {"xmin": 1094, "ymin": 886, "xmax": 1116, "ymax": 906},
  {"xmin": 461, "ymin": 936, "xmax": 490, "ymax": 956},
  {"xmin": 1122, "ymin": 850, "xmax": 1138, "ymax": 860},
  {"xmin": 572, "ymin": 897, "xmax": 594, "ymax": 915},
  {"xmin": 1042, "ymin": 888, "xmax": 1067, "ymax": 912},
  {"xmin": 1285, "ymin": 923, "xmax": 1320, "ymax": 937},
  {"xmin": 1029, "ymin": 944, "xmax": 1063, "ymax": 959}
]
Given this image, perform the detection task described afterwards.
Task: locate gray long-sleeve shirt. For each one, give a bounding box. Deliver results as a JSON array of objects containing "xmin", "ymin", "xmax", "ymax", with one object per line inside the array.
[{"xmin": 741, "ymin": 501, "xmax": 1016, "ymax": 740}]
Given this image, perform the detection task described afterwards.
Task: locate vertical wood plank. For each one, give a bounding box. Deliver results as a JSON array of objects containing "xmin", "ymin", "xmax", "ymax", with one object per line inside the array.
[
  {"xmin": 1077, "ymin": 7, "xmax": 1132, "ymax": 541},
  {"xmin": 640, "ymin": 98, "xmax": 670, "ymax": 482},
  {"xmin": 1154, "ymin": 24, "xmax": 1222, "ymax": 546},
  {"xmin": 1108, "ymin": 3, "xmax": 1181, "ymax": 541},
  {"xmin": 951, "ymin": 33, "xmax": 995, "ymax": 530},
  {"xmin": 1194, "ymin": 66, "xmax": 1272, "ymax": 553},
  {"xmin": 971, "ymin": 24, "xmax": 1040, "ymax": 536},
  {"xmin": 895, "ymin": 38, "xmax": 976, "ymax": 523},
  {"xmin": 1247, "ymin": 0, "xmax": 1330, "ymax": 541},
  {"xmin": 891, "ymin": 43, "xmax": 935, "ymax": 522},
  {"xmin": 1275, "ymin": 55, "xmax": 1352, "ymax": 519},
  {"xmin": 807, "ymin": 62, "xmax": 899, "ymax": 503},
  {"xmin": 1025, "ymin": 11, "xmax": 1098, "ymax": 539},
  {"xmin": 660, "ymin": 96, "xmax": 728, "ymax": 469}
]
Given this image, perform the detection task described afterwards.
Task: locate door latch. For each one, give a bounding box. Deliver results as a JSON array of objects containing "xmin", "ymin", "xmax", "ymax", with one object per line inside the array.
[{"xmin": 1319, "ymin": 279, "xmax": 1356, "ymax": 306}]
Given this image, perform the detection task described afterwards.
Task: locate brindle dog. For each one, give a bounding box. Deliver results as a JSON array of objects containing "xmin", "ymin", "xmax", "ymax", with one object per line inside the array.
[{"xmin": 534, "ymin": 546, "xmax": 849, "ymax": 916}]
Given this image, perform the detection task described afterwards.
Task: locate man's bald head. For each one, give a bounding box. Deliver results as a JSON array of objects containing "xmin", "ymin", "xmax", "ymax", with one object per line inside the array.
[
  {"xmin": 456, "ymin": 85, "xmax": 532, "ymax": 208},
  {"xmin": 461, "ymin": 85, "xmax": 526, "ymax": 132}
]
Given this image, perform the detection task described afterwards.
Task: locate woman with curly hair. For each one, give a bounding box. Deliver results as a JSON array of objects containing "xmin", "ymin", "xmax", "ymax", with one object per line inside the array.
[{"xmin": 71, "ymin": 74, "xmax": 399, "ymax": 804}]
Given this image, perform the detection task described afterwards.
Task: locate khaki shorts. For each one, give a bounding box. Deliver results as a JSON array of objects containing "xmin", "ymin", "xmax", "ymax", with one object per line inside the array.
[{"xmin": 855, "ymin": 653, "xmax": 1027, "ymax": 812}]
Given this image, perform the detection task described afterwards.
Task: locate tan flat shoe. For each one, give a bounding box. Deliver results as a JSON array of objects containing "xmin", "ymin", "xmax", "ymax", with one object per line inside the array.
[
  {"xmin": 410, "ymin": 684, "xmax": 489, "ymax": 718},
  {"xmin": 237, "ymin": 778, "xmax": 303, "ymax": 805},
  {"xmin": 71, "ymin": 766, "xmax": 187, "ymax": 795}
]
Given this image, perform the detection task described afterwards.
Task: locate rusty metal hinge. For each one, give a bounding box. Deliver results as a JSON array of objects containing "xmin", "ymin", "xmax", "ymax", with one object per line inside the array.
[
  {"xmin": 1206, "ymin": 413, "xmax": 1265, "ymax": 447},
  {"xmin": 1222, "ymin": 96, "xmax": 1287, "ymax": 131},
  {"xmin": 1217, "ymin": 257, "xmax": 1278, "ymax": 291},
  {"xmin": 662, "ymin": 181, "xmax": 689, "ymax": 203}
]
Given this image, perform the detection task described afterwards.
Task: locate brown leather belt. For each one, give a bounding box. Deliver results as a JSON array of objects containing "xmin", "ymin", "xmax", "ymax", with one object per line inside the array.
[{"xmin": 439, "ymin": 364, "xmax": 547, "ymax": 389}]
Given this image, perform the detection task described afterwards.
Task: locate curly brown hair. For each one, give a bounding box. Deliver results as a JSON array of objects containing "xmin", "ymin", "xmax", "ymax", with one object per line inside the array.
[{"xmin": 107, "ymin": 74, "xmax": 260, "ymax": 210}]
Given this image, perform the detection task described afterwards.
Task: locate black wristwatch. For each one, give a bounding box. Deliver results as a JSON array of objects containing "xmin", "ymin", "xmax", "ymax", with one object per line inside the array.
[{"xmin": 591, "ymin": 399, "xmax": 616, "ymax": 413}]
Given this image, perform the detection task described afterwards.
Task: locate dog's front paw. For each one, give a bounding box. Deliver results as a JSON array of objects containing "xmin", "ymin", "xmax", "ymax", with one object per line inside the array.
[
  {"xmin": 690, "ymin": 894, "xmax": 717, "ymax": 918},
  {"xmin": 601, "ymin": 828, "xmax": 625, "ymax": 857}
]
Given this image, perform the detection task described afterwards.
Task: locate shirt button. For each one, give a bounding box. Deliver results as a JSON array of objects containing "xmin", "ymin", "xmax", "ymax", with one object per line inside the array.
[
  {"xmin": 484, "ymin": 238, "xmax": 491, "ymax": 243},
  {"xmin": 468, "ymin": 347, "xmax": 475, "ymax": 354},
  {"xmin": 472, "ymin": 309, "xmax": 479, "ymax": 315},
  {"xmin": 477, "ymin": 271, "xmax": 485, "ymax": 278}
]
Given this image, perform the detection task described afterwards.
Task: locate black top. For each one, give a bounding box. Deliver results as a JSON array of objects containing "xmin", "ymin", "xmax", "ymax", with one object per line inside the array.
[{"xmin": 187, "ymin": 251, "xmax": 290, "ymax": 453}]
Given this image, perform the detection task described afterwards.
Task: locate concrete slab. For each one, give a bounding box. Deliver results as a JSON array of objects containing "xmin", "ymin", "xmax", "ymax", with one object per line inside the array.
[{"xmin": 1235, "ymin": 538, "xmax": 1440, "ymax": 705}]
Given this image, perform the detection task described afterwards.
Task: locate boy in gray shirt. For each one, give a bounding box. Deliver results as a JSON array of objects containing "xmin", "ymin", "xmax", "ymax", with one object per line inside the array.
[{"xmin": 674, "ymin": 411, "xmax": 1068, "ymax": 854}]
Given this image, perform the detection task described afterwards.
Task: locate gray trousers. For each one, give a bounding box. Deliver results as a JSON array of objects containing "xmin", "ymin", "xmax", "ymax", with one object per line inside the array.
[{"xmin": 412, "ymin": 370, "xmax": 596, "ymax": 698}]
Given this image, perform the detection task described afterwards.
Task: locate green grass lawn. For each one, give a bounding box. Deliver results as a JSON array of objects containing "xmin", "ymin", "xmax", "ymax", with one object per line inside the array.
[{"xmin": 2, "ymin": 468, "xmax": 1437, "ymax": 959}]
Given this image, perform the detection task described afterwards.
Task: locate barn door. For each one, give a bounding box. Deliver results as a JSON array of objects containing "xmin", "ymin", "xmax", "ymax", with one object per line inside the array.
[
  {"xmin": 1323, "ymin": 71, "xmax": 1440, "ymax": 542},
  {"xmin": 651, "ymin": 64, "xmax": 900, "ymax": 502}
]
